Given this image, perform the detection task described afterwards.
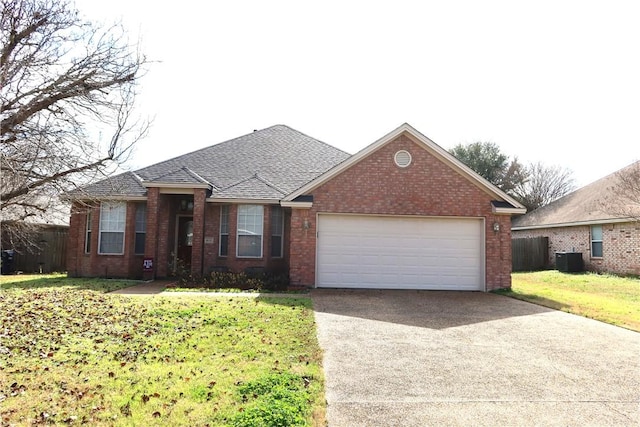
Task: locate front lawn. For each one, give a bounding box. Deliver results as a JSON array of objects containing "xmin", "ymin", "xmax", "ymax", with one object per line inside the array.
[
  {"xmin": 497, "ymin": 271, "xmax": 640, "ymax": 331},
  {"xmin": 0, "ymin": 273, "xmax": 138, "ymax": 293},
  {"xmin": 0, "ymin": 276, "xmax": 324, "ymax": 426}
]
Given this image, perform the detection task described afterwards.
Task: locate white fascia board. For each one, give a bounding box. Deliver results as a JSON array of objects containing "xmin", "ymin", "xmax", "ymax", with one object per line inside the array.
[
  {"xmin": 207, "ymin": 198, "xmax": 280, "ymax": 205},
  {"xmin": 70, "ymin": 195, "xmax": 147, "ymax": 201},
  {"xmin": 493, "ymin": 206, "xmax": 527, "ymax": 215},
  {"xmin": 143, "ymin": 182, "xmax": 211, "ymax": 190},
  {"xmin": 284, "ymin": 123, "xmax": 526, "ymax": 210},
  {"xmin": 512, "ymin": 217, "xmax": 635, "ymax": 231},
  {"xmin": 280, "ymin": 201, "xmax": 313, "ymax": 209}
]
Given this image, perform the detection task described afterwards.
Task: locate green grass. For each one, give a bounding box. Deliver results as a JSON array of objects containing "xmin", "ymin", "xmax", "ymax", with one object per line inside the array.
[
  {"xmin": 0, "ymin": 273, "xmax": 139, "ymax": 293},
  {"xmin": 496, "ymin": 271, "xmax": 640, "ymax": 331},
  {"xmin": 0, "ymin": 276, "xmax": 324, "ymax": 426}
]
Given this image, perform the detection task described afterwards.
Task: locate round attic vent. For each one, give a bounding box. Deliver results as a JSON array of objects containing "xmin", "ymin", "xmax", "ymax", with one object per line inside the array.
[{"xmin": 394, "ymin": 150, "xmax": 412, "ymax": 167}]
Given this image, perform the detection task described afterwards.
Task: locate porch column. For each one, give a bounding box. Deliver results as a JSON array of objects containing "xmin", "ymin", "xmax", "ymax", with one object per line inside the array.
[
  {"xmin": 144, "ymin": 187, "xmax": 160, "ymax": 280},
  {"xmin": 191, "ymin": 188, "xmax": 206, "ymax": 277}
]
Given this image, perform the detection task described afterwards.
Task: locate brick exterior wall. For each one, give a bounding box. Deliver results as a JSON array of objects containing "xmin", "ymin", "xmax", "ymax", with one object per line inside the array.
[
  {"xmin": 67, "ymin": 201, "xmax": 145, "ymax": 278},
  {"xmin": 67, "ymin": 196, "xmax": 290, "ymax": 279},
  {"xmin": 512, "ymin": 221, "xmax": 640, "ymax": 275},
  {"xmin": 289, "ymin": 133, "xmax": 514, "ymax": 291},
  {"xmin": 203, "ymin": 204, "xmax": 289, "ymax": 277}
]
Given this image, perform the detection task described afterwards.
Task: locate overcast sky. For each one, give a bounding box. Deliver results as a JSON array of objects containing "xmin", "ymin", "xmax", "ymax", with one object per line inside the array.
[{"xmin": 76, "ymin": 0, "xmax": 639, "ymax": 188}]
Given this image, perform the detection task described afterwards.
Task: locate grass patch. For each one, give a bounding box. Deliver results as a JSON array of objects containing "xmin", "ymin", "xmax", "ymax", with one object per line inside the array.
[
  {"xmin": 0, "ymin": 273, "xmax": 138, "ymax": 293},
  {"xmin": 0, "ymin": 277, "xmax": 324, "ymax": 425},
  {"xmin": 496, "ymin": 271, "xmax": 640, "ymax": 331}
]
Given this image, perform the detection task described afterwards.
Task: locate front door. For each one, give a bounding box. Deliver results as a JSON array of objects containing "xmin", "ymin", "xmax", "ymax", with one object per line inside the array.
[{"xmin": 176, "ymin": 216, "xmax": 193, "ymax": 269}]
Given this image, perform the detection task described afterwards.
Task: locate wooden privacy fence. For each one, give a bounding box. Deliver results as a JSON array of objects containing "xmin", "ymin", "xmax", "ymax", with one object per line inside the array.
[
  {"xmin": 1, "ymin": 225, "xmax": 68, "ymax": 273},
  {"xmin": 512, "ymin": 236, "xmax": 549, "ymax": 272}
]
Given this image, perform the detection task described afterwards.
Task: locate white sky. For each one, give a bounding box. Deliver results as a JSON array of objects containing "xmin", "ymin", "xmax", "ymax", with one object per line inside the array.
[{"xmin": 76, "ymin": 0, "xmax": 640, "ymax": 188}]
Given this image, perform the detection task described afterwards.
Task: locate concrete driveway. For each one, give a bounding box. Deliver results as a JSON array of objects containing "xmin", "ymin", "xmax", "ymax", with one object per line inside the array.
[{"xmin": 311, "ymin": 290, "xmax": 640, "ymax": 426}]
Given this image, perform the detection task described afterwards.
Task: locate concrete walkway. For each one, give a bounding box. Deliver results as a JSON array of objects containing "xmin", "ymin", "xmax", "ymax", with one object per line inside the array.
[
  {"xmin": 109, "ymin": 280, "xmax": 309, "ymax": 298},
  {"xmin": 312, "ymin": 289, "xmax": 640, "ymax": 426},
  {"xmin": 110, "ymin": 280, "xmax": 172, "ymax": 295}
]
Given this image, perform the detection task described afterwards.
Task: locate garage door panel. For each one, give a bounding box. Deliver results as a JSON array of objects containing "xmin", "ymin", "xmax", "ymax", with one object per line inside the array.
[{"xmin": 317, "ymin": 215, "xmax": 484, "ymax": 291}]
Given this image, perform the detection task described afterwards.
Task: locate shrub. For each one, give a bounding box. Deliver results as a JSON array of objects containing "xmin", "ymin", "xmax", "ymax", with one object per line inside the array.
[
  {"xmin": 172, "ymin": 268, "xmax": 290, "ymax": 291},
  {"xmin": 232, "ymin": 372, "xmax": 311, "ymax": 427}
]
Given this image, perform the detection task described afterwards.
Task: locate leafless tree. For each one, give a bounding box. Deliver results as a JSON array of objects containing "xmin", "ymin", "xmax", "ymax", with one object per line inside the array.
[
  {"xmin": 602, "ymin": 161, "xmax": 640, "ymax": 221},
  {"xmin": 513, "ymin": 162, "xmax": 576, "ymax": 211},
  {"xmin": 0, "ymin": 0, "xmax": 148, "ymax": 248}
]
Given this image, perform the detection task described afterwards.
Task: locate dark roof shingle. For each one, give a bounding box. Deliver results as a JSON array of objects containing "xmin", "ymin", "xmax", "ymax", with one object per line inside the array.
[
  {"xmin": 75, "ymin": 171, "xmax": 146, "ymax": 198},
  {"xmin": 79, "ymin": 125, "xmax": 351, "ymax": 200}
]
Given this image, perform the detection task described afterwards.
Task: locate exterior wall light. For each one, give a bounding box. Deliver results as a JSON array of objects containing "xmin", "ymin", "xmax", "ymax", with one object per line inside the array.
[{"xmin": 493, "ymin": 222, "xmax": 500, "ymax": 233}]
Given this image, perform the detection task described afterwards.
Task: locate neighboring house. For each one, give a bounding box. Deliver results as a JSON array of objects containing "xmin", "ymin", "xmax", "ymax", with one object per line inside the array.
[
  {"xmin": 67, "ymin": 124, "xmax": 526, "ymax": 291},
  {"xmin": 512, "ymin": 161, "xmax": 640, "ymax": 275}
]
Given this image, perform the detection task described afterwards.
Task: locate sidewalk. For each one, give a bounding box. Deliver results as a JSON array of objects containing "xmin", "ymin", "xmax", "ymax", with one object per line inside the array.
[
  {"xmin": 110, "ymin": 280, "xmax": 309, "ymax": 298},
  {"xmin": 109, "ymin": 280, "xmax": 173, "ymax": 295}
]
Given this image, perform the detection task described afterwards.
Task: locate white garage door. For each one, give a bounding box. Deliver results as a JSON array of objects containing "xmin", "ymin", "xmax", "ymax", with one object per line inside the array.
[{"xmin": 316, "ymin": 214, "xmax": 484, "ymax": 290}]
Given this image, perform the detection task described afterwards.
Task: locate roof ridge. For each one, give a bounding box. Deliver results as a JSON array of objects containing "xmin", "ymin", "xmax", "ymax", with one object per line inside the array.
[
  {"xmin": 276, "ymin": 124, "xmax": 351, "ymax": 156},
  {"xmin": 152, "ymin": 167, "xmax": 182, "ymax": 181},
  {"xmin": 182, "ymin": 166, "xmax": 216, "ymax": 188},
  {"xmin": 130, "ymin": 171, "xmax": 144, "ymax": 182},
  {"xmin": 219, "ymin": 173, "xmax": 287, "ymax": 196},
  {"xmin": 219, "ymin": 174, "xmax": 255, "ymax": 191},
  {"xmin": 253, "ymin": 172, "xmax": 287, "ymax": 195}
]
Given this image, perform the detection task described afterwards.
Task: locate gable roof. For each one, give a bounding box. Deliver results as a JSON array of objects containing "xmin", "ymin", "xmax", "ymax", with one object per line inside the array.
[
  {"xmin": 512, "ymin": 161, "xmax": 640, "ymax": 229},
  {"xmin": 78, "ymin": 125, "xmax": 351, "ymax": 200},
  {"xmin": 284, "ymin": 123, "xmax": 526, "ymax": 213}
]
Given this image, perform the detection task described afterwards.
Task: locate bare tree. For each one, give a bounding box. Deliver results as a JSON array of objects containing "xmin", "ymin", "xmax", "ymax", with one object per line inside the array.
[
  {"xmin": 513, "ymin": 162, "xmax": 575, "ymax": 211},
  {"xmin": 602, "ymin": 160, "xmax": 640, "ymax": 221},
  {"xmin": 1, "ymin": 0, "xmax": 148, "ymax": 246}
]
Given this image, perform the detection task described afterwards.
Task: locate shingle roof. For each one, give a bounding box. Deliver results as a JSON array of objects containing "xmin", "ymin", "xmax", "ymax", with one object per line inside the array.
[
  {"xmin": 74, "ymin": 171, "xmax": 146, "ymax": 198},
  {"xmin": 79, "ymin": 125, "xmax": 350, "ymax": 200},
  {"xmin": 150, "ymin": 167, "xmax": 212, "ymax": 186},
  {"xmin": 512, "ymin": 161, "xmax": 640, "ymax": 229},
  {"xmin": 215, "ymin": 174, "xmax": 287, "ymax": 200}
]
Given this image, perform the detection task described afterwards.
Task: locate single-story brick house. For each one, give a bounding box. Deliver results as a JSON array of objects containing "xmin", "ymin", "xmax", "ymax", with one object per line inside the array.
[
  {"xmin": 67, "ymin": 123, "xmax": 526, "ymax": 291},
  {"xmin": 512, "ymin": 161, "xmax": 640, "ymax": 275}
]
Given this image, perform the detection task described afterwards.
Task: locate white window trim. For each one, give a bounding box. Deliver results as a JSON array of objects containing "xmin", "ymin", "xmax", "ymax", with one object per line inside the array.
[
  {"xmin": 219, "ymin": 205, "xmax": 229, "ymax": 257},
  {"xmin": 236, "ymin": 205, "xmax": 263, "ymax": 258},
  {"xmin": 84, "ymin": 211, "xmax": 92, "ymax": 254},
  {"xmin": 590, "ymin": 225, "xmax": 603, "ymax": 258},
  {"xmin": 98, "ymin": 202, "xmax": 126, "ymax": 255},
  {"xmin": 271, "ymin": 206, "xmax": 284, "ymax": 258}
]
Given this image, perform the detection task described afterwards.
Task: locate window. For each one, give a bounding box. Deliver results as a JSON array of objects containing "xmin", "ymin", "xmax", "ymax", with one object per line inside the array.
[
  {"xmin": 99, "ymin": 202, "xmax": 126, "ymax": 254},
  {"xmin": 85, "ymin": 211, "xmax": 92, "ymax": 254},
  {"xmin": 135, "ymin": 204, "xmax": 146, "ymax": 255},
  {"xmin": 270, "ymin": 206, "xmax": 284, "ymax": 258},
  {"xmin": 237, "ymin": 205, "xmax": 263, "ymax": 258},
  {"xmin": 219, "ymin": 205, "xmax": 229, "ymax": 257},
  {"xmin": 184, "ymin": 221, "xmax": 194, "ymax": 246},
  {"xmin": 591, "ymin": 225, "xmax": 603, "ymax": 257}
]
